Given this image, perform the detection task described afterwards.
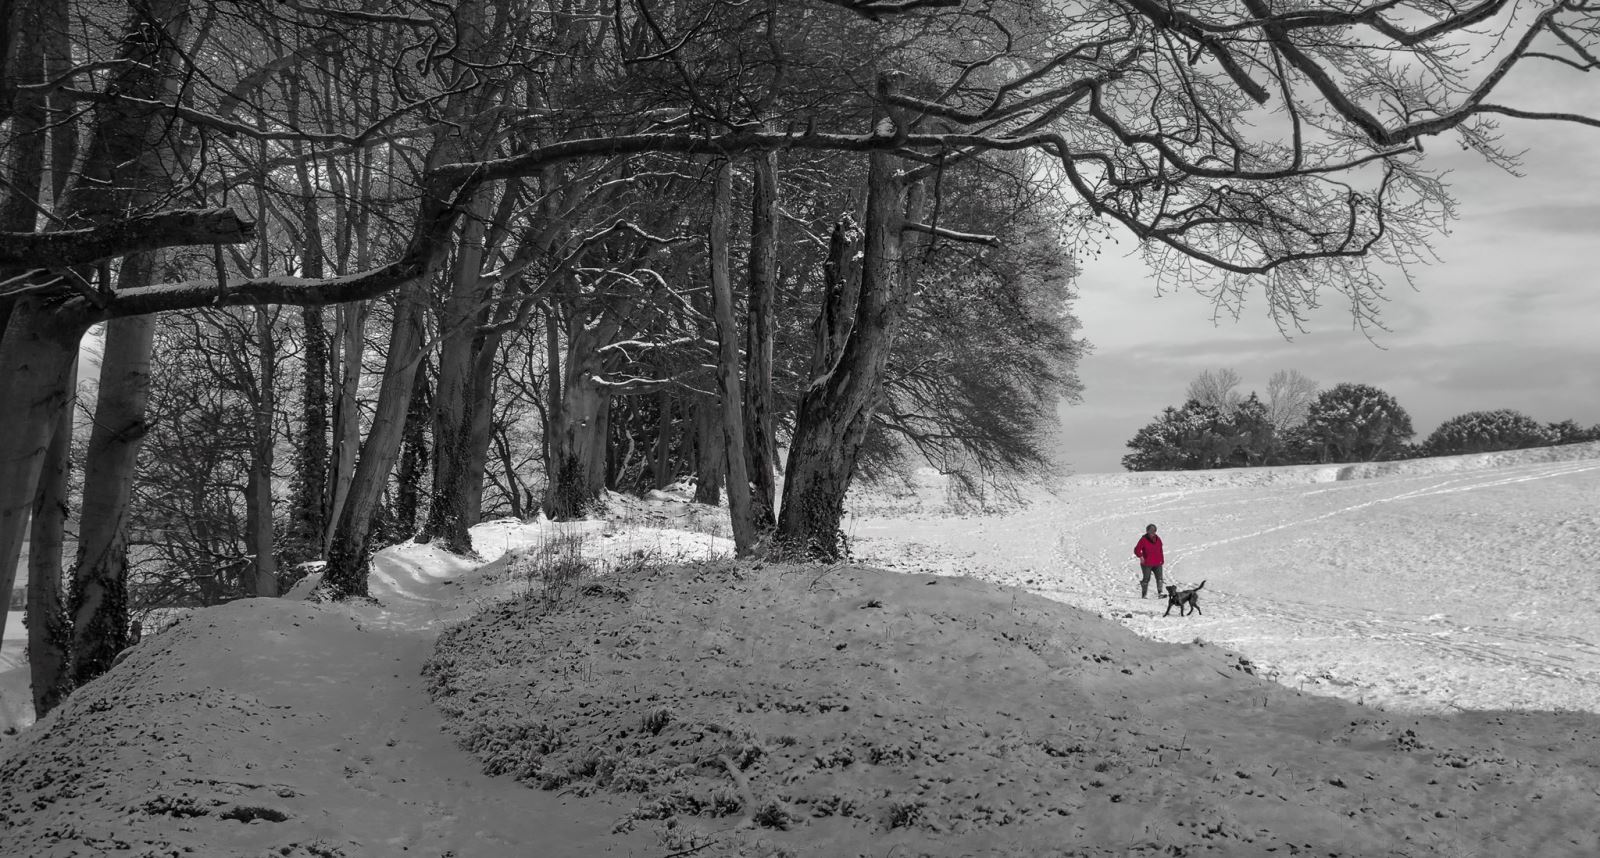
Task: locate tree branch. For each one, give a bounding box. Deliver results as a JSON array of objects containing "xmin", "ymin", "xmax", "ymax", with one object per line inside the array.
[
  {"xmin": 93, "ymin": 255, "xmax": 426, "ymax": 320},
  {"xmin": 810, "ymin": 0, "xmax": 961, "ymax": 20},
  {"xmin": 902, "ymin": 221, "xmax": 1000, "ymax": 245},
  {"xmin": 0, "ymin": 208, "xmax": 255, "ymax": 268}
]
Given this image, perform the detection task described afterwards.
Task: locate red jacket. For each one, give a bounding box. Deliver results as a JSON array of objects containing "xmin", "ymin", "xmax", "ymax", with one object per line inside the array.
[{"xmin": 1134, "ymin": 534, "xmax": 1164, "ymax": 566}]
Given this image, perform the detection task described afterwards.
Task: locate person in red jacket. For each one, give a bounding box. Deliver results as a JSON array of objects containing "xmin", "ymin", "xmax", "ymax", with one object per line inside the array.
[{"xmin": 1134, "ymin": 523, "xmax": 1165, "ymax": 598}]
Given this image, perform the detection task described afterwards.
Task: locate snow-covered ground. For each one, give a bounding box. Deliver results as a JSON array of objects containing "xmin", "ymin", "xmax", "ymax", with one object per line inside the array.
[
  {"xmin": 0, "ymin": 445, "xmax": 1596, "ymax": 856},
  {"xmin": 0, "ymin": 516, "xmax": 734, "ymax": 856},
  {"xmin": 852, "ymin": 441, "xmax": 1600, "ymax": 714}
]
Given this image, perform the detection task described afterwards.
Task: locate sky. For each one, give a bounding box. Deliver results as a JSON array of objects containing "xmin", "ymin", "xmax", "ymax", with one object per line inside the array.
[{"xmin": 1057, "ymin": 66, "xmax": 1600, "ymax": 474}]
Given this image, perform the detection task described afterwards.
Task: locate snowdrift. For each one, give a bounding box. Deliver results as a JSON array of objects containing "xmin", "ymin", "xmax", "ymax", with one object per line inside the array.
[{"xmin": 426, "ymin": 559, "xmax": 1600, "ymax": 857}]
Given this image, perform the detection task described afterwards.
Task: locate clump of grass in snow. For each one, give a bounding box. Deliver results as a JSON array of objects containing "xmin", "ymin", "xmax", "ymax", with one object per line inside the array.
[
  {"xmin": 886, "ymin": 800, "xmax": 926, "ymax": 829},
  {"xmin": 506, "ymin": 530, "xmax": 673, "ymax": 607},
  {"xmin": 462, "ymin": 533, "xmax": 658, "ymax": 625},
  {"xmin": 611, "ymin": 546, "xmax": 664, "ymax": 578},
  {"xmin": 751, "ymin": 800, "xmax": 793, "ymax": 830},
  {"xmin": 642, "ymin": 707, "xmax": 673, "ymax": 736},
  {"xmin": 507, "ymin": 530, "xmax": 594, "ymax": 606}
]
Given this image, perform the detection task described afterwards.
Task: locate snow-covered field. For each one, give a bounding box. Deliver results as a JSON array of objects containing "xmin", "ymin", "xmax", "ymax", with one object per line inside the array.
[
  {"xmin": 0, "ymin": 444, "xmax": 1596, "ymax": 856},
  {"xmin": 853, "ymin": 441, "xmax": 1600, "ymax": 714}
]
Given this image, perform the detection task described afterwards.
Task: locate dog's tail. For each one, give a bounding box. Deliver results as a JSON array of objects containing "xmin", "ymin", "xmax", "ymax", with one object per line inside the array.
[{"xmin": 1195, "ymin": 580, "xmax": 1206, "ymax": 591}]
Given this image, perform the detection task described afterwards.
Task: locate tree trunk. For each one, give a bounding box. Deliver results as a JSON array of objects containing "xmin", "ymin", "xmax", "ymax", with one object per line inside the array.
[
  {"xmin": 541, "ymin": 333, "xmax": 611, "ymax": 519},
  {"xmin": 391, "ymin": 358, "xmax": 431, "ymax": 541},
  {"xmin": 542, "ymin": 310, "xmax": 562, "ymax": 484},
  {"xmin": 743, "ymin": 149, "xmax": 780, "ymax": 528},
  {"xmin": 0, "ymin": 304, "xmax": 82, "ymax": 653},
  {"xmin": 0, "ymin": 0, "xmax": 47, "ymax": 232},
  {"xmin": 285, "ymin": 119, "xmax": 329, "ymax": 564},
  {"xmin": 320, "ymin": 276, "xmax": 430, "ymax": 599},
  {"xmin": 461, "ymin": 343, "xmax": 498, "ymax": 526},
  {"xmin": 70, "ymin": 291, "xmax": 157, "ymax": 686},
  {"xmin": 27, "ymin": 357, "xmax": 76, "ymax": 717},
  {"xmin": 323, "ymin": 85, "xmax": 375, "ymax": 554},
  {"xmin": 323, "ymin": 300, "xmax": 367, "ymax": 555},
  {"xmin": 0, "ymin": 0, "xmax": 52, "ymax": 489},
  {"xmin": 692, "ymin": 393, "xmax": 724, "ymax": 505},
  {"xmin": 777, "ymin": 152, "xmax": 909, "ymax": 560},
  {"xmin": 812, "ymin": 216, "xmax": 862, "ymax": 383},
  {"xmin": 244, "ymin": 306, "xmax": 277, "ymax": 597},
  {"xmin": 653, "ymin": 389, "xmax": 674, "ymax": 490},
  {"xmin": 456, "ymin": 187, "xmax": 529, "ymax": 532},
  {"xmin": 710, "ymin": 162, "xmax": 758, "ymax": 556},
  {"xmin": 286, "ymin": 305, "xmax": 328, "ymax": 564},
  {"xmin": 421, "ymin": 188, "xmax": 495, "ymax": 555},
  {"xmin": 41, "ymin": 0, "xmax": 75, "ymax": 204},
  {"xmin": 244, "ymin": 465, "xmax": 277, "ymax": 597}
]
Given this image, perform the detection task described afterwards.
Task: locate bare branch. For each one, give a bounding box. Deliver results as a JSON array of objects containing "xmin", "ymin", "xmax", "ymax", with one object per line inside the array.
[
  {"xmin": 809, "ymin": 0, "xmax": 962, "ymax": 20},
  {"xmin": 0, "ymin": 209, "xmax": 255, "ymax": 268},
  {"xmin": 902, "ymin": 221, "xmax": 1000, "ymax": 245}
]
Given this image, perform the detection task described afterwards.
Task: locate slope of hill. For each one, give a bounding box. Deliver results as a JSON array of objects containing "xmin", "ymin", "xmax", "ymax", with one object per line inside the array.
[{"xmin": 854, "ymin": 442, "xmax": 1600, "ymax": 712}]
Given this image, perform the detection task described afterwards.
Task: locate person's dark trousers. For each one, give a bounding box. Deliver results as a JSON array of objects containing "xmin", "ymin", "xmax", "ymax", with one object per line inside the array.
[{"xmin": 1140, "ymin": 564, "xmax": 1165, "ymax": 598}]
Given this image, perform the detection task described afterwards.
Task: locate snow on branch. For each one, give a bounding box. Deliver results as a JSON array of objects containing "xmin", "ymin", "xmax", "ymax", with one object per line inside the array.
[
  {"xmin": 91, "ymin": 258, "xmax": 425, "ymax": 320},
  {"xmin": 902, "ymin": 221, "xmax": 1000, "ymax": 245},
  {"xmin": 600, "ymin": 335, "xmax": 709, "ymax": 359}
]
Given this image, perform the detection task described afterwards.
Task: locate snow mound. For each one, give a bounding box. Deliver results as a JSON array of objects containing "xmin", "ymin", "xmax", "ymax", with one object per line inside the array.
[{"xmin": 424, "ymin": 560, "xmax": 1600, "ymax": 857}]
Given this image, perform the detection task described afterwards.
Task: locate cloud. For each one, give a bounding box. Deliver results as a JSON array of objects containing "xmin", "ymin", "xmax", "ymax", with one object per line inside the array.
[
  {"xmin": 1060, "ymin": 286, "xmax": 1600, "ymax": 473},
  {"xmin": 1492, "ymin": 204, "xmax": 1600, "ymax": 236},
  {"xmin": 1055, "ymin": 86, "xmax": 1600, "ymax": 474}
]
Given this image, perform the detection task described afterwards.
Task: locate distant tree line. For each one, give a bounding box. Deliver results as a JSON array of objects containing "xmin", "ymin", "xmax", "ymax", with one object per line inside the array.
[{"xmin": 1123, "ymin": 369, "xmax": 1600, "ymax": 471}]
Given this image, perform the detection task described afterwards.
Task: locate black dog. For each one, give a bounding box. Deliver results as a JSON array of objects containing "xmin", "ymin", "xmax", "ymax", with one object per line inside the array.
[{"xmin": 1163, "ymin": 580, "xmax": 1205, "ymax": 617}]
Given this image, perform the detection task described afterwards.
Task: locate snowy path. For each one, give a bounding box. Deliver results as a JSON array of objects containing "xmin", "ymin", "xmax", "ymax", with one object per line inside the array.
[
  {"xmin": 0, "ymin": 529, "xmax": 661, "ymax": 857},
  {"xmin": 852, "ymin": 449, "xmax": 1600, "ymax": 713}
]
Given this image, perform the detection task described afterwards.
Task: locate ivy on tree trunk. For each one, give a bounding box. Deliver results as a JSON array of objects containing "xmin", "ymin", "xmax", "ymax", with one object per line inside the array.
[
  {"xmin": 26, "ymin": 359, "xmax": 77, "ymax": 717},
  {"xmin": 71, "ymin": 304, "xmax": 156, "ymax": 686}
]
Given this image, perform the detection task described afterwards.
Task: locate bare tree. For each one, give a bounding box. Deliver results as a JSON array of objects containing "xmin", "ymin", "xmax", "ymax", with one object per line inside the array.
[
  {"xmin": 1187, "ymin": 369, "xmax": 1245, "ymax": 416},
  {"xmin": 128, "ymin": 308, "xmax": 295, "ymax": 611},
  {"xmin": 1265, "ymin": 369, "xmax": 1319, "ymax": 433}
]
